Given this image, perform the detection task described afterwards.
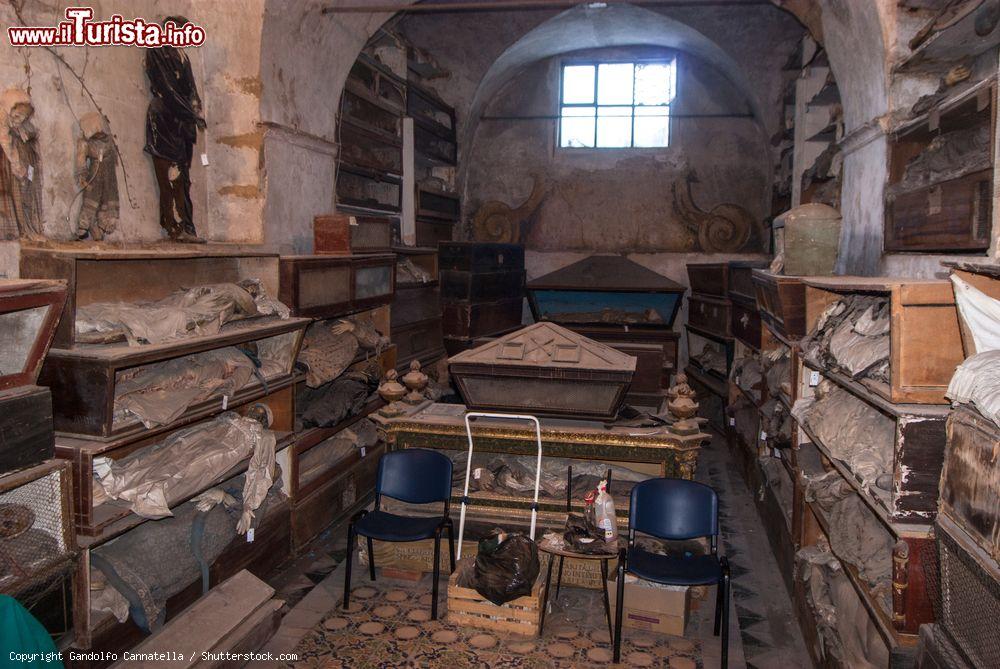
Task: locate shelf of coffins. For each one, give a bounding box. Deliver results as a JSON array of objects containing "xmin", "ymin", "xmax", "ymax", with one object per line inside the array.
[
  {"xmin": 72, "ymin": 491, "xmax": 290, "ymax": 655},
  {"xmin": 885, "ymin": 78, "xmax": 995, "ymax": 253},
  {"xmin": 801, "ymin": 276, "xmax": 964, "ymax": 404},
  {"xmin": 392, "ymin": 247, "xmax": 445, "ymax": 371},
  {"xmin": 416, "ymin": 185, "xmax": 460, "ymax": 222},
  {"xmin": 685, "ymin": 323, "xmax": 734, "ymax": 383},
  {"xmin": 0, "ymin": 460, "xmax": 76, "ymax": 625},
  {"xmin": 345, "ymin": 52, "xmax": 406, "ymax": 116},
  {"xmin": 410, "ymin": 82, "xmax": 458, "ymax": 169},
  {"xmin": 338, "ymin": 118, "xmax": 404, "ymax": 176},
  {"xmin": 279, "ymin": 253, "xmax": 396, "ymax": 319},
  {"xmin": 56, "ymin": 381, "xmax": 297, "ymax": 547},
  {"xmin": 39, "ymin": 316, "xmax": 309, "ymax": 441},
  {"xmin": 336, "ymin": 165, "xmax": 403, "ymax": 214},
  {"xmin": 18, "ymin": 246, "xmax": 283, "ymax": 350},
  {"xmin": 895, "ymin": 5, "xmax": 1000, "ymax": 75}
]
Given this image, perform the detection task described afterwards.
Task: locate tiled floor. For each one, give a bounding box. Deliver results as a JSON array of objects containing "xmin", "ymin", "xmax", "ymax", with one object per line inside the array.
[{"xmin": 252, "ymin": 432, "xmax": 811, "ymax": 668}]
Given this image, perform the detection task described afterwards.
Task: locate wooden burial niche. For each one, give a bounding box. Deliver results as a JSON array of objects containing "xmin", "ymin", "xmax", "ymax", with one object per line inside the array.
[
  {"xmin": 448, "ymin": 322, "xmax": 636, "ymax": 421},
  {"xmin": 279, "ymin": 253, "xmax": 395, "ymax": 319},
  {"xmin": 312, "ymin": 214, "xmax": 395, "ymax": 256},
  {"xmin": 0, "ymin": 279, "xmax": 66, "ymax": 390},
  {"xmin": 752, "ymin": 270, "xmax": 807, "ymax": 340}
]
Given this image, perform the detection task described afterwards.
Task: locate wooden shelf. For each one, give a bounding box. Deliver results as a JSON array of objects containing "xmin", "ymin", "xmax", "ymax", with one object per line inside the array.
[
  {"xmin": 896, "ymin": 10, "xmax": 1000, "ymax": 75},
  {"xmin": 802, "ymin": 361, "xmax": 950, "ymax": 420}
]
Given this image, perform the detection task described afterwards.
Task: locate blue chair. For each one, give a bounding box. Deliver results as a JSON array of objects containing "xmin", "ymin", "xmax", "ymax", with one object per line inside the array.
[
  {"xmin": 613, "ymin": 478, "xmax": 730, "ymax": 667},
  {"xmin": 343, "ymin": 448, "xmax": 455, "ymax": 619}
]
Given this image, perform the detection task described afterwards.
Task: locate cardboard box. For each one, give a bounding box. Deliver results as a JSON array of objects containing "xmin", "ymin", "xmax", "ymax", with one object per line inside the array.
[{"xmin": 608, "ymin": 571, "xmax": 689, "ymax": 637}]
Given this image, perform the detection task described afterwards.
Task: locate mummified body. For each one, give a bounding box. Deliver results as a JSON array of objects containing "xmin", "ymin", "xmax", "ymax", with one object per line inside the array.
[
  {"xmin": 0, "ymin": 88, "xmax": 43, "ymax": 240},
  {"xmin": 144, "ymin": 17, "xmax": 205, "ymax": 243},
  {"xmin": 75, "ymin": 112, "xmax": 119, "ymax": 241}
]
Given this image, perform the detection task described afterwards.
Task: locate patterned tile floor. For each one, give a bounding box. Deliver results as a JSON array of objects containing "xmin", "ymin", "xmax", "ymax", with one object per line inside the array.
[{"xmin": 252, "ymin": 432, "xmax": 811, "ymax": 668}]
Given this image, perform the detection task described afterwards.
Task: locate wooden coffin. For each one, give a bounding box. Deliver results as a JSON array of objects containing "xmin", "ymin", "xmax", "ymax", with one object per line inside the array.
[
  {"xmin": 527, "ymin": 256, "xmax": 684, "ymax": 328},
  {"xmin": 803, "ymin": 277, "xmax": 964, "ymax": 404},
  {"xmin": 566, "ymin": 325, "xmax": 678, "ymax": 383},
  {"xmin": 391, "ymin": 283, "xmax": 440, "ymax": 329},
  {"xmin": 940, "ymin": 406, "xmax": 1000, "ymax": 560},
  {"xmin": 449, "ymin": 322, "xmax": 636, "ymax": 420},
  {"xmin": 416, "ymin": 219, "xmax": 455, "ymax": 248},
  {"xmin": 337, "ymin": 119, "xmax": 403, "ymax": 174},
  {"xmin": 0, "ymin": 385, "xmax": 53, "ymax": 477},
  {"xmin": 416, "ymin": 188, "xmax": 460, "ymax": 221},
  {"xmin": 407, "ymin": 83, "xmax": 456, "ymax": 139},
  {"xmin": 393, "ymin": 318, "xmax": 445, "ymax": 370},
  {"xmin": 886, "ymin": 170, "xmax": 992, "ymax": 252},
  {"xmin": 346, "ymin": 54, "xmax": 406, "ymax": 115},
  {"xmin": 686, "ymin": 263, "xmax": 728, "ymax": 297},
  {"xmin": 40, "ymin": 318, "xmax": 308, "ymax": 440},
  {"xmin": 731, "ymin": 298, "xmax": 762, "ymax": 350},
  {"xmin": 727, "ymin": 260, "xmax": 769, "ymax": 304},
  {"xmin": 440, "ymin": 269, "xmax": 524, "ymax": 303},
  {"xmin": 687, "ymin": 294, "xmax": 732, "ymax": 338},
  {"xmin": 752, "ymin": 270, "xmax": 807, "ymax": 339},
  {"xmin": 279, "ymin": 254, "xmax": 395, "ymax": 318},
  {"xmin": 614, "ymin": 342, "xmax": 664, "ymax": 394},
  {"xmin": 442, "ymin": 297, "xmax": 523, "ymax": 339},
  {"xmin": 291, "ymin": 442, "xmax": 384, "ymax": 551},
  {"xmin": 18, "ymin": 247, "xmax": 280, "ymax": 350},
  {"xmin": 395, "ymin": 246, "xmax": 439, "ymax": 282},
  {"xmin": 313, "ymin": 214, "xmax": 394, "ymax": 255},
  {"xmin": 0, "ymin": 279, "xmax": 66, "ymax": 391},
  {"xmin": 438, "ymin": 242, "xmax": 524, "ymax": 273},
  {"xmin": 0, "ymin": 460, "xmax": 75, "ymax": 600},
  {"xmin": 57, "ymin": 384, "xmax": 295, "ymax": 542},
  {"xmin": 685, "ymin": 325, "xmax": 734, "ymax": 380},
  {"xmin": 336, "ymin": 166, "xmax": 402, "ymax": 213},
  {"xmin": 340, "ymin": 88, "xmax": 402, "ymax": 139},
  {"xmin": 414, "ymin": 124, "xmax": 457, "ymax": 165}
]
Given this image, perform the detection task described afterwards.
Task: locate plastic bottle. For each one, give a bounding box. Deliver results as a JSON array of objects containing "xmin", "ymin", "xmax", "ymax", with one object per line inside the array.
[{"xmin": 594, "ymin": 479, "xmax": 616, "ymax": 542}]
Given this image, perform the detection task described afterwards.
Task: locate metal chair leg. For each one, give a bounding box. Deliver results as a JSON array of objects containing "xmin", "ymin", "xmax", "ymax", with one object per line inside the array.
[
  {"xmin": 600, "ymin": 558, "xmax": 613, "ymax": 642},
  {"xmin": 367, "ymin": 536, "xmax": 376, "ymax": 581},
  {"xmin": 343, "ymin": 522, "xmax": 355, "ymax": 611},
  {"xmin": 613, "ymin": 559, "xmax": 626, "ymax": 663},
  {"xmin": 721, "ymin": 560, "xmax": 731, "ymax": 669},
  {"xmin": 714, "ymin": 575, "xmax": 723, "ymax": 636},
  {"xmin": 555, "ymin": 556, "xmax": 565, "ymax": 600},
  {"xmin": 432, "ymin": 528, "xmax": 442, "ymax": 620},
  {"xmin": 446, "ymin": 520, "xmax": 456, "ymax": 572}
]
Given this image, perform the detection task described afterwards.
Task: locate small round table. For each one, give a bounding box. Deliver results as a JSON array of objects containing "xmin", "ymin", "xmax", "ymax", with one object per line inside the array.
[{"xmin": 537, "ymin": 535, "xmax": 618, "ymax": 640}]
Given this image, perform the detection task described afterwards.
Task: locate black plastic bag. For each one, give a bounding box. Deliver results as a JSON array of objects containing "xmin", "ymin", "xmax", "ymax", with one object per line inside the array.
[{"xmin": 472, "ymin": 530, "xmax": 540, "ymax": 605}]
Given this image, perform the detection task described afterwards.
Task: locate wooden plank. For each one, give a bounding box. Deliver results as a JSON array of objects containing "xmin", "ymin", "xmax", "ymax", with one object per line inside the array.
[{"xmin": 116, "ymin": 571, "xmax": 274, "ymax": 669}]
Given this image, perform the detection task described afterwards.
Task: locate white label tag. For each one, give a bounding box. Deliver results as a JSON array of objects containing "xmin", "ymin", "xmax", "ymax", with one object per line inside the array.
[
  {"xmin": 222, "ymin": 395, "xmax": 229, "ymax": 410},
  {"xmin": 349, "ymin": 216, "xmax": 358, "ymax": 226},
  {"xmin": 735, "ymin": 376, "xmax": 741, "ymax": 386},
  {"xmin": 246, "ymin": 528, "xmax": 255, "ymax": 543},
  {"xmin": 809, "ymin": 370, "xmax": 820, "ymax": 386},
  {"xmin": 760, "ymin": 431, "xmax": 768, "ymax": 440},
  {"xmin": 775, "ymin": 449, "xmax": 782, "ymax": 460},
  {"xmin": 360, "ymin": 446, "xmax": 366, "ymax": 458},
  {"xmin": 26, "ymin": 165, "xmax": 33, "ymax": 181},
  {"xmin": 200, "ymin": 152, "xmax": 209, "ymax": 166},
  {"xmin": 729, "ymin": 417, "xmax": 736, "ymax": 427},
  {"xmin": 473, "ymin": 467, "xmax": 482, "ymax": 480}
]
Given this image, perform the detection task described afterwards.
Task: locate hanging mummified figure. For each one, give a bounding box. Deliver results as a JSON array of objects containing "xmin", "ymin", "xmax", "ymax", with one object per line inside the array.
[
  {"xmin": 0, "ymin": 88, "xmax": 43, "ymax": 241},
  {"xmin": 75, "ymin": 112, "xmax": 119, "ymax": 241},
  {"xmin": 144, "ymin": 16, "xmax": 206, "ymax": 244}
]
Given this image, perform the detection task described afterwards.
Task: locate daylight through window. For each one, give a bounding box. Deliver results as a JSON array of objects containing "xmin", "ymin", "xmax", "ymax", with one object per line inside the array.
[{"xmin": 559, "ymin": 60, "xmax": 676, "ymax": 149}]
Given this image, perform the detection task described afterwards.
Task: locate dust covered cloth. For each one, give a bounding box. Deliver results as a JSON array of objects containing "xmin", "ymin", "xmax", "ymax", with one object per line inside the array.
[
  {"xmin": 801, "ymin": 295, "xmax": 890, "ymax": 383},
  {"xmin": 297, "ymin": 313, "xmax": 389, "ymax": 388},
  {"xmin": 113, "ymin": 342, "xmax": 290, "ymax": 429},
  {"xmin": 947, "ymin": 350, "xmax": 1000, "ymax": 429},
  {"xmin": 793, "ymin": 380, "xmax": 894, "ymax": 490},
  {"xmin": 75, "ymin": 279, "xmax": 290, "ymax": 346},
  {"xmin": 951, "ymin": 274, "xmax": 1000, "ymax": 354},
  {"xmin": 94, "ymin": 412, "xmax": 275, "ymax": 532},
  {"xmin": 298, "ymin": 375, "xmax": 377, "ymax": 428}
]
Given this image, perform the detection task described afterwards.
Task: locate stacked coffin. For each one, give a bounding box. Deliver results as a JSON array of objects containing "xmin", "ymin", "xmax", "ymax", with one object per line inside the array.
[
  {"xmin": 19, "ymin": 247, "xmax": 312, "ymax": 652},
  {"xmin": 439, "ymin": 242, "xmax": 525, "ymax": 354},
  {"xmin": 527, "ymin": 255, "xmax": 684, "ymax": 409},
  {"xmin": 391, "ymin": 246, "xmax": 446, "ymax": 371},
  {"xmin": 684, "ymin": 263, "xmax": 734, "ymax": 430},
  {"xmin": 0, "ymin": 279, "xmax": 76, "ymax": 642}
]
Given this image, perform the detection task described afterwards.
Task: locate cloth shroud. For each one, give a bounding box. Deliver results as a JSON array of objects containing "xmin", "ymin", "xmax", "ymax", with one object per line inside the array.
[
  {"xmin": 94, "ymin": 412, "xmax": 275, "ymax": 531},
  {"xmin": 947, "ymin": 350, "xmax": 1000, "ymax": 429},
  {"xmin": 75, "ymin": 280, "xmax": 289, "ymax": 346},
  {"xmin": 951, "ymin": 274, "xmax": 1000, "ymax": 354},
  {"xmin": 802, "ymin": 295, "xmax": 890, "ymax": 382},
  {"xmin": 298, "ymin": 376, "xmax": 376, "ymax": 428}
]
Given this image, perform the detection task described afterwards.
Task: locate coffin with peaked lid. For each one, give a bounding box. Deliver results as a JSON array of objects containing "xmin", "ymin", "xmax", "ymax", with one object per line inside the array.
[{"xmin": 448, "ymin": 322, "xmax": 636, "ymax": 420}]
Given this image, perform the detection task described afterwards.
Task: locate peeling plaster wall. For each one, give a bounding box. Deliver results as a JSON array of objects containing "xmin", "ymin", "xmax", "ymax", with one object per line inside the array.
[
  {"xmin": 467, "ymin": 47, "xmax": 771, "ymax": 254},
  {"xmin": 0, "ymin": 0, "xmax": 266, "ymax": 276}
]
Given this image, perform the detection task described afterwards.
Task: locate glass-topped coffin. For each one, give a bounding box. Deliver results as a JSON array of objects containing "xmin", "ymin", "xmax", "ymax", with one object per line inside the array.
[
  {"xmin": 527, "ymin": 256, "xmax": 684, "ymax": 327},
  {"xmin": 0, "ymin": 279, "xmax": 67, "ymax": 391},
  {"xmin": 448, "ymin": 322, "xmax": 636, "ymax": 420}
]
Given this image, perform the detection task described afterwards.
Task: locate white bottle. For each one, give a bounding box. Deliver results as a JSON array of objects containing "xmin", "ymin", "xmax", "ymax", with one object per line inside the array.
[{"xmin": 594, "ymin": 479, "xmax": 616, "ymax": 542}]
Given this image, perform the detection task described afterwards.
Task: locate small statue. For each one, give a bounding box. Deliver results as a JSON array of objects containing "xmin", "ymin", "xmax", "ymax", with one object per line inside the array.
[
  {"xmin": 0, "ymin": 88, "xmax": 43, "ymax": 240},
  {"xmin": 666, "ymin": 372, "xmax": 703, "ymax": 435},
  {"xmin": 144, "ymin": 16, "xmax": 206, "ymax": 243},
  {"xmin": 75, "ymin": 112, "xmax": 119, "ymax": 241}
]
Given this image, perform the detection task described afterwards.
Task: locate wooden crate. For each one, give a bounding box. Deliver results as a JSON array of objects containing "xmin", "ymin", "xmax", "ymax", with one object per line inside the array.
[
  {"xmin": 280, "ymin": 254, "xmax": 395, "ymax": 319},
  {"xmin": 39, "ymin": 318, "xmax": 308, "ymax": 440},
  {"xmin": 312, "ymin": 214, "xmax": 394, "ymax": 255},
  {"xmin": 18, "ymin": 247, "xmax": 280, "ymax": 350},
  {"xmin": 803, "ymin": 277, "xmax": 964, "ymax": 404},
  {"xmin": 447, "ymin": 569, "xmax": 545, "ymax": 636},
  {"xmin": 752, "ymin": 271, "xmax": 807, "ymax": 340}
]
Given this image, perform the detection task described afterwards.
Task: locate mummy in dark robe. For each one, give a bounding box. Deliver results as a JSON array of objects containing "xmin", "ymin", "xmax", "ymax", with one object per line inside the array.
[
  {"xmin": 75, "ymin": 112, "xmax": 119, "ymax": 241},
  {"xmin": 144, "ymin": 17, "xmax": 205, "ymax": 243},
  {"xmin": 0, "ymin": 88, "xmax": 43, "ymax": 240}
]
